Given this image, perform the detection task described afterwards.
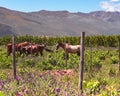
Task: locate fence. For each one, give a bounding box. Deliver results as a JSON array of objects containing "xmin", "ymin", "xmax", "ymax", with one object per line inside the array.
[{"xmin": 1, "ymin": 33, "xmax": 119, "ymax": 93}]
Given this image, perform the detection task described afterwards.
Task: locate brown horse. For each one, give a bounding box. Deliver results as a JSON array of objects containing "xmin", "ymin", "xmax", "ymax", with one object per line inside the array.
[
  {"xmin": 7, "ymin": 42, "xmax": 30, "ymax": 56},
  {"xmin": 21, "ymin": 43, "xmax": 53, "ymax": 56},
  {"xmin": 7, "ymin": 43, "xmax": 12, "ymax": 56},
  {"xmin": 56, "ymin": 42, "xmax": 81, "ymax": 59},
  {"xmin": 20, "ymin": 44, "xmax": 38, "ymax": 56}
]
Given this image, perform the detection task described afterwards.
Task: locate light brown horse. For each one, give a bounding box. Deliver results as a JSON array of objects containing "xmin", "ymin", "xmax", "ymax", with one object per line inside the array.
[
  {"xmin": 7, "ymin": 42, "xmax": 30, "ymax": 56},
  {"xmin": 56, "ymin": 42, "xmax": 81, "ymax": 59}
]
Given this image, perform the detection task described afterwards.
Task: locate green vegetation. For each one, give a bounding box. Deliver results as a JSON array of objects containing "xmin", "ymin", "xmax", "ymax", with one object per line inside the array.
[
  {"xmin": 0, "ymin": 35, "xmax": 120, "ymax": 95},
  {"xmin": 0, "ymin": 35, "xmax": 120, "ymax": 47}
]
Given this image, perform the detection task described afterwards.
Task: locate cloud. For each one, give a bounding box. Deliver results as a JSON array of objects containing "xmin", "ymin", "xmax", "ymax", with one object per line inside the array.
[
  {"xmin": 100, "ymin": 0, "xmax": 120, "ymax": 11},
  {"xmin": 110, "ymin": 0, "xmax": 119, "ymax": 2}
]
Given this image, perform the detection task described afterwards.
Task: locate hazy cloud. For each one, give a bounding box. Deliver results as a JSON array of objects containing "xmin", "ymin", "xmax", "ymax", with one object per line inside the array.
[
  {"xmin": 100, "ymin": 0, "xmax": 120, "ymax": 11},
  {"xmin": 110, "ymin": 0, "xmax": 119, "ymax": 2}
]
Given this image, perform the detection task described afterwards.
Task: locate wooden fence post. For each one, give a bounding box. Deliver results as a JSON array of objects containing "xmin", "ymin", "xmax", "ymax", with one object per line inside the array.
[
  {"xmin": 118, "ymin": 38, "xmax": 120, "ymax": 73},
  {"xmin": 65, "ymin": 40, "xmax": 67, "ymax": 69},
  {"xmin": 79, "ymin": 32, "xmax": 85, "ymax": 92},
  {"xmin": 90, "ymin": 42, "xmax": 92, "ymax": 71},
  {"xmin": 12, "ymin": 36, "xmax": 17, "ymax": 79},
  {"xmin": 64, "ymin": 38, "xmax": 68, "ymax": 69}
]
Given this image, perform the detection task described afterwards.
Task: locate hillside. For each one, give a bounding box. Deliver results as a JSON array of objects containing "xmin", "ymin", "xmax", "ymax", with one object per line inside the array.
[{"xmin": 0, "ymin": 7, "xmax": 120, "ymax": 37}]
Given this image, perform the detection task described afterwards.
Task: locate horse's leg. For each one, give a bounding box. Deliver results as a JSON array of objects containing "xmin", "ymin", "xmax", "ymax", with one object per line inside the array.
[
  {"xmin": 63, "ymin": 53, "xmax": 66, "ymax": 59},
  {"xmin": 63, "ymin": 52, "xmax": 69, "ymax": 60},
  {"xmin": 40, "ymin": 51, "xmax": 43, "ymax": 56},
  {"xmin": 22, "ymin": 48, "xmax": 27, "ymax": 57},
  {"xmin": 66, "ymin": 53, "xmax": 69, "ymax": 59},
  {"xmin": 7, "ymin": 52, "xmax": 10, "ymax": 57},
  {"xmin": 7, "ymin": 51, "xmax": 10, "ymax": 56},
  {"xmin": 19, "ymin": 49, "xmax": 23, "ymax": 56},
  {"xmin": 9, "ymin": 51, "xmax": 12, "ymax": 56},
  {"xmin": 35, "ymin": 49, "xmax": 39, "ymax": 56},
  {"xmin": 22, "ymin": 48, "xmax": 26, "ymax": 56},
  {"xmin": 77, "ymin": 51, "xmax": 80, "ymax": 56},
  {"xmin": 42, "ymin": 52, "xmax": 44, "ymax": 59},
  {"xmin": 26, "ymin": 51, "xmax": 28, "ymax": 56},
  {"xmin": 8, "ymin": 49, "xmax": 12, "ymax": 56},
  {"xmin": 26, "ymin": 50, "xmax": 30, "ymax": 56}
]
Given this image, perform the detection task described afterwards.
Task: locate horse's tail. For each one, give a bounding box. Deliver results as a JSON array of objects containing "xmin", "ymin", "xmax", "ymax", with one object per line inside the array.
[{"xmin": 44, "ymin": 48, "xmax": 54, "ymax": 52}]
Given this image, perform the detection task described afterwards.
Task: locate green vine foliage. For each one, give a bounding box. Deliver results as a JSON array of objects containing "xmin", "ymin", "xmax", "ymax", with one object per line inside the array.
[
  {"xmin": 0, "ymin": 35, "xmax": 120, "ymax": 47},
  {"xmin": 0, "ymin": 35, "xmax": 120, "ymax": 95}
]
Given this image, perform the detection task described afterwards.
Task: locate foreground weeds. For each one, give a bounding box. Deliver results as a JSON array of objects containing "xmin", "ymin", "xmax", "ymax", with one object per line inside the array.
[
  {"xmin": 0, "ymin": 45, "xmax": 120, "ymax": 96},
  {"xmin": 0, "ymin": 69, "xmax": 120, "ymax": 96}
]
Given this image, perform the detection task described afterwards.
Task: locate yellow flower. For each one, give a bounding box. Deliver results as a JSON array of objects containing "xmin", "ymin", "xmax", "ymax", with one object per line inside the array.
[
  {"xmin": 106, "ymin": 85, "xmax": 115, "ymax": 91},
  {"xmin": 0, "ymin": 91, "xmax": 4, "ymax": 96}
]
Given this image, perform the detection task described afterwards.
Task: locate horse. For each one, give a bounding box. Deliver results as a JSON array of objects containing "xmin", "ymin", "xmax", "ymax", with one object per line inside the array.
[
  {"xmin": 21, "ymin": 43, "xmax": 53, "ymax": 56},
  {"xmin": 7, "ymin": 42, "xmax": 30, "ymax": 56},
  {"xmin": 20, "ymin": 44, "xmax": 39, "ymax": 56},
  {"xmin": 56, "ymin": 42, "xmax": 81, "ymax": 59},
  {"xmin": 7, "ymin": 43, "xmax": 12, "ymax": 56}
]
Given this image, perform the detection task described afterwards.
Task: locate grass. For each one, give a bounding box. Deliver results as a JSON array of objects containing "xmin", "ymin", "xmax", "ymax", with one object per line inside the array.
[{"xmin": 0, "ymin": 45, "xmax": 120, "ymax": 95}]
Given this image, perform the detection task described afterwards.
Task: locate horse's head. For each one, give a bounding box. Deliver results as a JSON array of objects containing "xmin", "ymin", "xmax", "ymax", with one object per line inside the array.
[
  {"xmin": 41, "ymin": 43, "xmax": 46, "ymax": 47},
  {"xmin": 37, "ymin": 43, "xmax": 46, "ymax": 51},
  {"xmin": 56, "ymin": 42, "xmax": 62, "ymax": 50}
]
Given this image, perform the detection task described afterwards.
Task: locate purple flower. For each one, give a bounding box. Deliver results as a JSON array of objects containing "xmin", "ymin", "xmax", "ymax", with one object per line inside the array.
[
  {"xmin": 15, "ymin": 76, "xmax": 20, "ymax": 81},
  {"xmin": 15, "ymin": 76, "xmax": 21, "ymax": 85},
  {"xmin": 0, "ymin": 85, "xmax": 3, "ymax": 90},
  {"xmin": 26, "ymin": 89, "xmax": 30, "ymax": 94},
  {"xmin": 54, "ymin": 88, "xmax": 60, "ymax": 93},
  {"xmin": 0, "ymin": 82, "xmax": 4, "ymax": 90},
  {"xmin": 21, "ymin": 85, "xmax": 25, "ymax": 92},
  {"xmin": 16, "ymin": 91, "xmax": 23, "ymax": 96}
]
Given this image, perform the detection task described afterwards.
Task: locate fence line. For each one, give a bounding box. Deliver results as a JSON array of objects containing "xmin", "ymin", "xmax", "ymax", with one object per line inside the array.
[
  {"xmin": 12, "ymin": 36, "xmax": 17, "ymax": 79},
  {"xmin": 90, "ymin": 42, "xmax": 92, "ymax": 71},
  {"xmin": 79, "ymin": 32, "xmax": 85, "ymax": 93},
  {"xmin": 118, "ymin": 39, "xmax": 120, "ymax": 73},
  {"xmin": 11, "ymin": 35, "xmax": 120, "ymax": 81}
]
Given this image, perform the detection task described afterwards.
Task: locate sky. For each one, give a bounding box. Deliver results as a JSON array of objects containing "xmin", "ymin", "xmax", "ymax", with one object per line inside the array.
[{"xmin": 0, "ymin": 0, "xmax": 120, "ymax": 13}]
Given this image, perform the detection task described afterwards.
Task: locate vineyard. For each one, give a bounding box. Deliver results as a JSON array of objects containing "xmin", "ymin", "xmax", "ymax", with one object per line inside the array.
[{"xmin": 0, "ymin": 35, "xmax": 120, "ymax": 96}]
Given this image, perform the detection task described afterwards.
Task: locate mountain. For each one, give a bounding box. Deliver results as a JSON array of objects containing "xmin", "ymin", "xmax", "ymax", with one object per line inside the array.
[{"xmin": 0, "ymin": 7, "xmax": 120, "ymax": 37}]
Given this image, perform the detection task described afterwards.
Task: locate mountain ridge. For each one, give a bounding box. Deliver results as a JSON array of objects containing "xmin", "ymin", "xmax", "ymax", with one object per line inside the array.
[{"xmin": 0, "ymin": 7, "xmax": 120, "ymax": 37}]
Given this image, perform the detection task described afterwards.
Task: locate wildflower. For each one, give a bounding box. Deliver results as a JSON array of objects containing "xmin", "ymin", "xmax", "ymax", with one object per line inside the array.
[
  {"xmin": 54, "ymin": 88, "xmax": 60, "ymax": 93},
  {"xmin": 0, "ymin": 85, "xmax": 3, "ymax": 90},
  {"xmin": 15, "ymin": 76, "xmax": 20, "ymax": 85},
  {"xmin": 15, "ymin": 76, "xmax": 20, "ymax": 81},
  {"xmin": 0, "ymin": 82, "xmax": 4, "ymax": 90},
  {"xmin": 21, "ymin": 85, "xmax": 25, "ymax": 92},
  {"xmin": 26, "ymin": 89, "xmax": 30, "ymax": 94},
  {"xmin": 16, "ymin": 91, "xmax": 23, "ymax": 96}
]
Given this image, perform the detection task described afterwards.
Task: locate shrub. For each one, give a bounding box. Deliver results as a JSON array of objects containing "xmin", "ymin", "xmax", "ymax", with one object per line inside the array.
[
  {"xmin": 0, "ymin": 72, "xmax": 7, "ymax": 81},
  {"xmin": 23, "ymin": 59, "xmax": 36, "ymax": 67},
  {"xmin": 92, "ymin": 57, "xmax": 102, "ymax": 70},
  {"xmin": 110, "ymin": 56, "xmax": 118, "ymax": 64},
  {"xmin": 98, "ymin": 53, "xmax": 106, "ymax": 60},
  {"xmin": 36, "ymin": 61, "xmax": 53, "ymax": 71},
  {"xmin": 109, "ymin": 68, "xmax": 117, "ymax": 76},
  {"xmin": 84, "ymin": 80, "xmax": 100, "ymax": 94}
]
